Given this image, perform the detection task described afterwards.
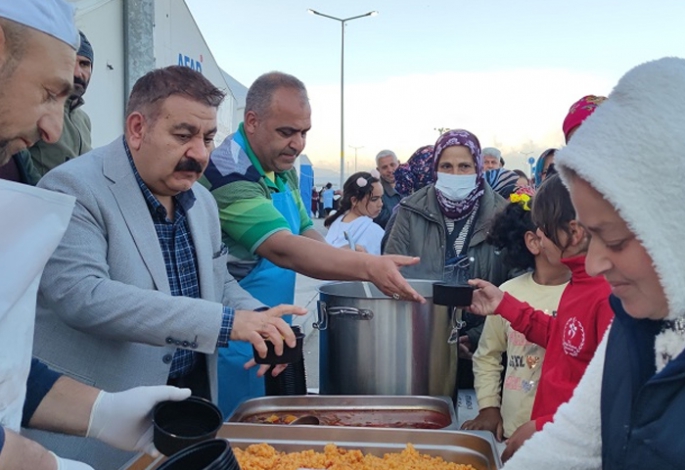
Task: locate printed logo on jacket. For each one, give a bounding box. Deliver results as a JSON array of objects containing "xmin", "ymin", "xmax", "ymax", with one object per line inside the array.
[{"xmin": 562, "ymin": 317, "xmax": 586, "ymax": 356}]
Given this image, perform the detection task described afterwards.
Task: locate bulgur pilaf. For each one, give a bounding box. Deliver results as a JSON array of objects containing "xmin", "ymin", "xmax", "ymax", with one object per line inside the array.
[{"xmin": 234, "ymin": 442, "xmax": 478, "ymax": 470}]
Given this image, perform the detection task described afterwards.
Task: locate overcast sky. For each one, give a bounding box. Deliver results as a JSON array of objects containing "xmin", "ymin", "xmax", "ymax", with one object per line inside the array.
[{"xmin": 186, "ymin": 0, "xmax": 685, "ymax": 174}]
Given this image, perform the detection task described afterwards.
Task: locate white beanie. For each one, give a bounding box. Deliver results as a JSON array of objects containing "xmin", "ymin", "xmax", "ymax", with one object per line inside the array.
[
  {"xmin": 0, "ymin": 0, "xmax": 79, "ymax": 50},
  {"xmin": 556, "ymin": 57, "xmax": 685, "ymax": 370}
]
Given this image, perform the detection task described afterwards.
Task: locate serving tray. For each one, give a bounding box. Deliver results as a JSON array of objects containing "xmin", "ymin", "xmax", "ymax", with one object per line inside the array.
[
  {"xmin": 228, "ymin": 394, "xmax": 459, "ymax": 430},
  {"xmin": 122, "ymin": 422, "xmax": 501, "ymax": 470}
]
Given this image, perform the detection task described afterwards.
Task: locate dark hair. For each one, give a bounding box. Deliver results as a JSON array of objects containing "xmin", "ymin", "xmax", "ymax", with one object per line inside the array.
[
  {"xmin": 0, "ymin": 18, "xmax": 28, "ymax": 79},
  {"xmin": 125, "ymin": 66, "xmax": 226, "ymax": 122},
  {"xmin": 487, "ymin": 200, "xmax": 536, "ymax": 271},
  {"xmin": 531, "ymin": 174, "xmax": 576, "ymax": 250},
  {"xmin": 512, "ymin": 169, "xmax": 528, "ymax": 181},
  {"xmin": 324, "ymin": 172, "xmax": 380, "ymax": 228},
  {"xmin": 245, "ymin": 71, "xmax": 308, "ymax": 118},
  {"xmin": 545, "ymin": 163, "xmax": 557, "ymax": 178}
]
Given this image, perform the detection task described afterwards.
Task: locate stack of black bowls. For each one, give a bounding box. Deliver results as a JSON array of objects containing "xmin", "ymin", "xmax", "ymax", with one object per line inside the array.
[
  {"xmin": 262, "ymin": 325, "xmax": 308, "ymax": 396},
  {"xmin": 153, "ymin": 397, "xmax": 241, "ymax": 470}
]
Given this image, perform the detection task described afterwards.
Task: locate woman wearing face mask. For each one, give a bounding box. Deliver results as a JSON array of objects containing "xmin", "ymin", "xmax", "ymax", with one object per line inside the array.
[{"xmin": 384, "ymin": 129, "xmax": 510, "ymax": 387}]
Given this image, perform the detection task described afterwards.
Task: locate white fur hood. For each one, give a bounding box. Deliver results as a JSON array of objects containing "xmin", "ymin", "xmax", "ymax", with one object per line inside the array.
[{"xmin": 557, "ymin": 57, "xmax": 685, "ymax": 322}]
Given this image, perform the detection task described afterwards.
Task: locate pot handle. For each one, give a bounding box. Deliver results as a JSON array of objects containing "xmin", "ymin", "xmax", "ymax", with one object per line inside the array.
[
  {"xmin": 327, "ymin": 306, "xmax": 374, "ymax": 320},
  {"xmin": 314, "ymin": 301, "xmax": 328, "ymax": 331},
  {"xmin": 448, "ymin": 307, "xmax": 467, "ymax": 344},
  {"xmin": 314, "ymin": 303, "xmax": 374, "ymax": 331}
]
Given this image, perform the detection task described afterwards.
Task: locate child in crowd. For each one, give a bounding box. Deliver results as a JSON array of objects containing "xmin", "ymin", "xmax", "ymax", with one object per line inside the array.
[
  {"xmin": 461, "ymin": 187, "xmax": 570, "ymax": 442},
  {"xmin": 511, "ymin": 169, "xmax": 529, "ymax": 188},
  {"xmin": 468, "ymin": 174, "xmax": 614, "ymax": 462},
  {"xmin": 324, "ymin": 171, "xmax": 385, "ymax": 255}
]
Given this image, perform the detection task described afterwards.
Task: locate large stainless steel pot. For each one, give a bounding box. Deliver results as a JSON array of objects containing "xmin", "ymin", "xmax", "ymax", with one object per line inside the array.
[{"xmin": 316, "ymin": 280, "xmax": 458, "ymax": 397}]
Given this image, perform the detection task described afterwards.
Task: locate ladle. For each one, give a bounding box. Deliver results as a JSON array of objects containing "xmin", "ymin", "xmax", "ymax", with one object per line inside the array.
[{"xmin": 289, "ymin": 415, "xmax": 320, "ymax": 425}]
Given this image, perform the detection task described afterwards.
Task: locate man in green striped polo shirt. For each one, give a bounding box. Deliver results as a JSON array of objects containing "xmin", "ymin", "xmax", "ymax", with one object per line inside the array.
[{"xmin": 201, "ymin": 71, "xmax": 422, "ymax": 415}]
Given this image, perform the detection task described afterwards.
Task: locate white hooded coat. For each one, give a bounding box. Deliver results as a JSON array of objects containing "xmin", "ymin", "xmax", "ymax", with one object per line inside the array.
[{"xmin": 501, "ymin": 57, "xmax": 685, "ymax": 470}]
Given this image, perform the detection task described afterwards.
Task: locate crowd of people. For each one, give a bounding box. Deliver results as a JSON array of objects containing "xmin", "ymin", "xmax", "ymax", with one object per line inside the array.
[{"xmin": 1, "ymin": 1, "xmax": 685, "ymax": 469}]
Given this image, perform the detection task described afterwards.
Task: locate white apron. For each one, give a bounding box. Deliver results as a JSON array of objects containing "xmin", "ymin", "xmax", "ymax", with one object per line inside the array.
[{"xmin": 0, "ymin": 180, "xmax": 74, "ymax": 431}]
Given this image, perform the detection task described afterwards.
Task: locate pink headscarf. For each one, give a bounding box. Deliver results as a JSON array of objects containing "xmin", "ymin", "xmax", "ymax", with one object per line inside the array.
[{"xmin": 562, "ymin": 95, "xmax": 607, "ymax": 142}]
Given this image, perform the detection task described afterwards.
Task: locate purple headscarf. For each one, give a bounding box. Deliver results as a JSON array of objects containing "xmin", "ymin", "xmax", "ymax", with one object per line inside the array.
[
  {"xmin": 394, "ymin": 145, "xmax": 435, "ymax": 197},
  {"xmin": 432, "ymin": 129, "xmax": 485, "ymax": 220}
]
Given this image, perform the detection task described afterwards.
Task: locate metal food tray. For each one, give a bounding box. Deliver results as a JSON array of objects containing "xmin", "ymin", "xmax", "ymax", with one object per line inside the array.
[
  {"xmin": 123, "ymin": 423, "xmax": 501, "ymax": 470},
  {"xmin": 223, "ymin": 424, "xmax": 501, "ymax": 470},
  {"xmin": 228, "ymin": 395, "xmax": 459, "ymax": 430}
]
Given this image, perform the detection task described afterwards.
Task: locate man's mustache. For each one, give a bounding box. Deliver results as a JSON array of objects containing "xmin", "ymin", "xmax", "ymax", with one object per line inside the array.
[
  {"xmin": 74, "ymin": 77, "xmax": 87, "ymax": 88},
  {"xmin": 174, "ymin": 158, "xmax": 203, "ymax": 173}
]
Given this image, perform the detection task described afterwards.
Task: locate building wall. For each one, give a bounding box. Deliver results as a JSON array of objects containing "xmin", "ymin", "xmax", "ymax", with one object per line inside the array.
[
  {"xmin": 70, "ymin": 0, "xmax": 236, "ymax": 147},
  {"xmin": 154, "ymin": 0, "xmax": 236, "ymax": 143},
  {"xmin": 73, "ymin": 0, "xmax": 126, "ymax": 148}
]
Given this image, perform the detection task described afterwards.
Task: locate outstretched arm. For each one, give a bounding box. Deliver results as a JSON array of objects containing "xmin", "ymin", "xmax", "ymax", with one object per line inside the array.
[
  {"xmin": 469, "ymin": 280, "xmax": 554, "ymax": 348},
  {"xmin": 27, "ymin": 373, "xmax": 191, "ymax": 457},
  {"xmin": 257, "ymin": 231, "xmax": 424, "ymax": 302}
]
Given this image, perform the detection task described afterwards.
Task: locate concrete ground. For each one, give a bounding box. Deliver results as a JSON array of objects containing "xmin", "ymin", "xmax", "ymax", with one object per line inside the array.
[{"xmin": 290, "ymin": 216, "xmax": 328, "ymax": 390}]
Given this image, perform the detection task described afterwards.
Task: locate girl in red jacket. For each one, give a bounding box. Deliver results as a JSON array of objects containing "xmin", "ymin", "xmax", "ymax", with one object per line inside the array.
[{"xmin": 469, "ymin": 174, "xmax": 613, "ymax": 462}]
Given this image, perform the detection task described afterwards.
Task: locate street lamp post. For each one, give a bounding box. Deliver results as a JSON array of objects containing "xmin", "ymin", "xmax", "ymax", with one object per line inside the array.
[
  {"xmin": 349, "ymin": 145, "xmax": 364, "ymax": 172},
  {"xmin": 308, "ymin": 8, "xmax": 377, "ymax": 188},
  {"xmin": 521, "ymin": 151, "xmax": 535, "ymax": 179}
]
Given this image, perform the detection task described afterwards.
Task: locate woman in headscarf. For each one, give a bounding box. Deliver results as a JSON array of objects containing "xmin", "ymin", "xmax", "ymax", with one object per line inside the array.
[
  {"xmin": 562, "ymin": 94, "xmax": 607, "ymax": 143},
  {"xmin": 479, "ymin": 57, "xmax": 685, "ymax": 470},
  {"xmin": 384, "ymin": 129, "xmax": 510, "ymax": 387},
  {"xmin": 533, "ymin": 148, "xmax": 556, "ymax": 188},
  {"xmin": 394, "ymin": 145, "xmax": 435, "ymax": 197},
  {"xmin": 484, "ymin": 168, "xmax": 520, "ymax": 199},
  {"xmin": 380, "ymin": 145, "xmax": 435, "ymax": 251}
]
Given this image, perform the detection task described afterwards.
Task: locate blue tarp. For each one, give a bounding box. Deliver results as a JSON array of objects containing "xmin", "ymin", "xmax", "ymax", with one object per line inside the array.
[{"xmin": 299, "ymin": 155, "xmax": 314, "ymax": 217}]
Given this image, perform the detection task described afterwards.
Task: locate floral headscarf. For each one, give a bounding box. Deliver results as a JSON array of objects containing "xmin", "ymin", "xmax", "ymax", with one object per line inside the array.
[
  {"xmin": 432, "ymin": 129, "xmax": 485, "ymax": 220},
  {"xmin": 509, "ymin": 185, "xmax": 535, "ymax": 211},
  {"xmin": 394, "ymin": 145, "xmax": 435, "ymax": 197},
  {"xmin": 562, "ymin": 95, "xmax": 607, "ymax": 142}
]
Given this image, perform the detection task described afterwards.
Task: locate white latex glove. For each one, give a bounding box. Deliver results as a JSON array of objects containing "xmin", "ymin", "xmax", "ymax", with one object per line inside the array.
[
  {"xmin": 86, "ymin": 385, "xmax": 191, "ymax": 456},
  {"xmin": 50, "ymin": 452, "xmax": 95, "ymax": 470}
]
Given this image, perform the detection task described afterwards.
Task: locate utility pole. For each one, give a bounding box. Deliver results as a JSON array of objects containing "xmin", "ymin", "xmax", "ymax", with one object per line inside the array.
[
  {"xmin": 308, "ymin": 8, "xmax": 378, "ymax": 188},
  {"xmin": 521, "ymin": 151, "xmax": 534, "ymax": 178},
  {"xmin": 349, "ymin": 145, "xmax": 364, "ymax": 172}
]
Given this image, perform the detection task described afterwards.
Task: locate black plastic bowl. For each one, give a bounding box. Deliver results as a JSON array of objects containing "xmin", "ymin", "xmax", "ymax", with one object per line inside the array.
[
  {"xmin": 156, "ymin": 439, "xmax": 240, "ymax": 470},
  {"xmin": 433, "ymin": 282, "xmax": 475, "ymax": 307},
  {"xmin": 252, "ymin": 325, "xmax": 305, "ymax": 365},
  {"xmin": 153, "ymin": 396, "xmax": 224, "ymax": 457}
]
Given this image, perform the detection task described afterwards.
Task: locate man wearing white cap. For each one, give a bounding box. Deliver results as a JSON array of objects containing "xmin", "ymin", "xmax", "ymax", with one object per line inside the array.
[
  {"xmin": 29, "ymin": 29, "xmax": 95, "ymax": 177},
  {"xmin": 0, "ymin": 1, "xmax": 190, "ymax": 469}
]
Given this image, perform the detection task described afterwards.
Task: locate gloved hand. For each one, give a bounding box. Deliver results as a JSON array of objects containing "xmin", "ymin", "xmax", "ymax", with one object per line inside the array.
[
  {"xmin": 86, "ymin": 385, "xmax": 191, "ymax": 456},
  {"xmin": 50, "ymin": 452, "xmax": 95, "ymax": 470}
]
